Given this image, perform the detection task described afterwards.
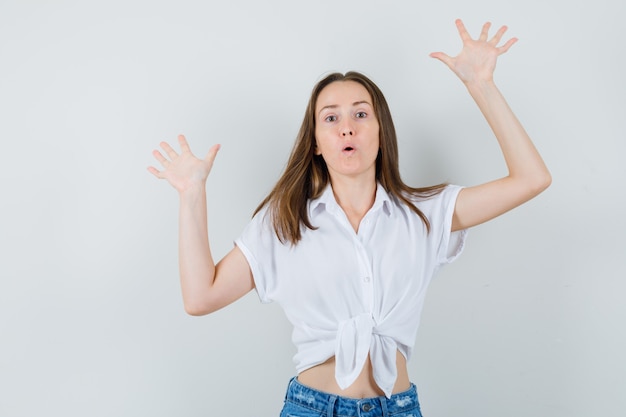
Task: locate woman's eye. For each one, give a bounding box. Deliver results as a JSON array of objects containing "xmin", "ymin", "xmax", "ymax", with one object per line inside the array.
[
  {"xmin": 324, "ymin": 115, "xmax": 337, "ymax": 122},
  {"xmin": 355, "ymin": 111, "xmax": 367, "ymax": 118}
]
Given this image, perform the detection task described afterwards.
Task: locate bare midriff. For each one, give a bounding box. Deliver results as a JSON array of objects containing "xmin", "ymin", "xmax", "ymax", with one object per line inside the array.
[{"xmin": 296, "ymin": 350, "xmax": 410, "ymax": 399}]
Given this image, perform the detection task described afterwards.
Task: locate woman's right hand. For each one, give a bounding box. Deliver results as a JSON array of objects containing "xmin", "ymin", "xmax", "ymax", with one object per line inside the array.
[{"xmin": 148, "ymin": 135, "xmax": 220, "ymax": 193}]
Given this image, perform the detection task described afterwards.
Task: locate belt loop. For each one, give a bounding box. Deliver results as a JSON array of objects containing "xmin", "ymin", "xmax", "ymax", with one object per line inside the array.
[
  {"xmin": 380, "ymin": 395, "xmax": 389, "ymax": 417},
  {"xmin": 327, "ymin": 395, "xmax": 337, "ymax": 417}
]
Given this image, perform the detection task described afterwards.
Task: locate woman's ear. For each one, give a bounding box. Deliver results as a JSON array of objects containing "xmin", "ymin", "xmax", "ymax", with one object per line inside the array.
[{"xmin": 314, "ymin": 140, "xmax": 321, "ymax": 155}]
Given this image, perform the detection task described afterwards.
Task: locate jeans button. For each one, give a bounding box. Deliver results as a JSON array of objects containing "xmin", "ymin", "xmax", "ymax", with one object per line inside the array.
[{"xmin": 362, "ymin": 403, "xmax": 373, "ymax": 412}]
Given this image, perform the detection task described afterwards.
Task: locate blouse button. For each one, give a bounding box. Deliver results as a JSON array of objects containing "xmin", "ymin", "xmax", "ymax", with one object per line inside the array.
[{"xmin": 363, "ymin": 276, "xmax": 371, "ymax": 283}]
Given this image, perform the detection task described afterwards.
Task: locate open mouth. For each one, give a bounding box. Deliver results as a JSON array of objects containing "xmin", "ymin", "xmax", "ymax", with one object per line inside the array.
[{"xmin": 343, "ymin": 146, "xmax": 354, "ymax": 152}]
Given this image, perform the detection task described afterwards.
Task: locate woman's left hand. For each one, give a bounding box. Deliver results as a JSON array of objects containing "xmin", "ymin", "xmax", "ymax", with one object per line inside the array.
[{"xmin": 430, "ymin": 19, "xmax": 517, "ymax": 85}]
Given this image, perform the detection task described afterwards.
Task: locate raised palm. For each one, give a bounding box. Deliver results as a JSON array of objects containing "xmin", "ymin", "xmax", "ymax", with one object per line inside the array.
[
  {"xmin": 148, "ymin": 135, "xmax": 220, "ymax": 193},
  {"xmin": 430, "ymin": 19, "xmax": 517, "ymax": 85}
]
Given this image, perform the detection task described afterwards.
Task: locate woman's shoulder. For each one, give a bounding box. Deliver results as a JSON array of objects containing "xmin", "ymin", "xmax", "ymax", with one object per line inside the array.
[
  {"xmin": 396, "ymin": 184, "xmax": 464, "ymax": 230},
  {"xmin": 402, "ymin": 184, "xmax": 462, "ymax": 208}
]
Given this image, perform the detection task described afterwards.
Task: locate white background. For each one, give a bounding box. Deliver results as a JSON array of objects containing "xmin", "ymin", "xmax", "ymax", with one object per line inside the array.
[{"xmin": 1, "ymin": 1, "xmax": 624, "ymax": 416}]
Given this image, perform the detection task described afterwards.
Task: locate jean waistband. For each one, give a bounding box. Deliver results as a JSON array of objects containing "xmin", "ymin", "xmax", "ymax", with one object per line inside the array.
[{"xmin": 284, "ymin": 377, "xmax": 421, "ymax": 417}]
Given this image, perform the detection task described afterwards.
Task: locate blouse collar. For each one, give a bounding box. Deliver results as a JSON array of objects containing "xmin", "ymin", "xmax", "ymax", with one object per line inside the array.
[{"xmin": 309, "ymin": 182, "xmax": 394, "ymax": 220}]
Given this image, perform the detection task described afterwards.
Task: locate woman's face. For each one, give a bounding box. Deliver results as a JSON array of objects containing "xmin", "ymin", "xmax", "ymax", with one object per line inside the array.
[{"xmin": 314, "ymin": 81, "xmax": 380, "ymax": 183}]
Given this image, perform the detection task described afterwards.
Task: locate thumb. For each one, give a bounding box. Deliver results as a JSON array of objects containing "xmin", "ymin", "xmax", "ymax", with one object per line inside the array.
[
  {"xmin": 204, "ymin": 143, "xmax": 221, "ymax": 163},
  {"xmin": 204, "ymin": 144, "xmax": 222, "ymax": 174},
  {"xmin": 429, "ymin": 52, "xmax": 453, "ymax": 67}
]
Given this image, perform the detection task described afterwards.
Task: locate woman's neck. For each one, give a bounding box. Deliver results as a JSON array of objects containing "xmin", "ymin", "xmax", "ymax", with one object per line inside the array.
[{"xmin": 329, "ymin": 175, "xmax": 377, "ymax": 233}]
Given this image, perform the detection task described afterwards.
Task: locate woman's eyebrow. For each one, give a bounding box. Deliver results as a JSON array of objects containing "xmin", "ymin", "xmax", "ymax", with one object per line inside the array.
[{"xmin": 317, "ymin": 100, "xmax": 372, "ymax": 116}]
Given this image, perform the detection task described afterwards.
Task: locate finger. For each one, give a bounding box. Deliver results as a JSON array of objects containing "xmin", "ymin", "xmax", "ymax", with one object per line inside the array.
[
  {"xmin": 498, "ymin": 37, "xmax": 518, "ymax": 54},
  {"xmin": 147, "ymin": 166, "xmax": 163, "ymax": 178},
  {"xmin": 429, "ymin": 52, "xmax": 454, "ymax": 68},
  {"xmin": 160, "ymin": 141, "xmax": 178, "ymax": 159},
  {"xmin": 177, "ymin": 134, "xmax": 191, "ymax": 153},
  {"xmin": 152, "ymin": 149, "xmax": 169, "ymax": 167},
  {"xmin": 490, "ymin": 25, "xmax": 508, "ymax": 45},
  {"xmin": 455, "ymin": 19, "xmax": 471, "ymax": 43},
  {"xmin": 479, "ymin": 21, "xmax": 491, "ymax": 42}
]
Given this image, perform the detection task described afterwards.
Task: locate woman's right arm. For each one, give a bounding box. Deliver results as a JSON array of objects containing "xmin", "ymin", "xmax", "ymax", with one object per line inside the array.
[{"xmin": 149, "ymin": 135, "xmax": 255, "ymax": 316}]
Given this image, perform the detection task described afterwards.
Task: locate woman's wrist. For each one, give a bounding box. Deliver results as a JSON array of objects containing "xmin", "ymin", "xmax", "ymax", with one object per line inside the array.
[
  {"xmin": 178, "ymin": 181, "xmax": 207, "ymax": 203},
  {"xmin": 465, "ymin": 78, "xmax": 497, "ymax": 94}
]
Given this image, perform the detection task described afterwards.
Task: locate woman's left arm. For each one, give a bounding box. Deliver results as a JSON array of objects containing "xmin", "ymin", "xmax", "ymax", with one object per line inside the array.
[{"xmin": 431, "ymin": 19, "xmax": 552, "ymax": 231}]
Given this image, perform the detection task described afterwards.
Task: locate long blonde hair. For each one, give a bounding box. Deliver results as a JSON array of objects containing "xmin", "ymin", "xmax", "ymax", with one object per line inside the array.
[{"xmin": 255, "ymin": 71, "xmax": 446, "ymax": 244}]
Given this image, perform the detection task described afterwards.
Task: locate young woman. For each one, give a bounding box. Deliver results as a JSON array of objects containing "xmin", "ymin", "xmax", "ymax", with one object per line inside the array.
[{"xmin": 148, "ymin": 20, "xmax": 551, "ymax": 417}]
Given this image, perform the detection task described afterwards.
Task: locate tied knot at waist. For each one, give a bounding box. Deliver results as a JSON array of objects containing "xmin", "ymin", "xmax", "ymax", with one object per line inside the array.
[{"xmin": 334, "ymin": 313, "xmax": 398, "ymax": 398}]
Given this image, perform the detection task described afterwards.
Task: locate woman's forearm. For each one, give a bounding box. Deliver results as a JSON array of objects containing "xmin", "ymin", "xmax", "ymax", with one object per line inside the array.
[
  {"xmin": 178, "ymin": 184, "xmax": 216, "ymax": 315},
  {"xmin": 466, "ymin": 80, "xmax": 551, "ymax": 191}
]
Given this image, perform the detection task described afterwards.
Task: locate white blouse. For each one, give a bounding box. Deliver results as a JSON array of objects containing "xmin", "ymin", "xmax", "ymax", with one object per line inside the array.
[{"xmin": 235, "ymin": 183, "xmax": 467, "ymax": 398}]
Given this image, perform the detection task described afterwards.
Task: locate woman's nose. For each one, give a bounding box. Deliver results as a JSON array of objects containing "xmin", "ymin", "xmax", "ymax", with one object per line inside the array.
[{"xmin": 340, "ymin": 123, "xmax": 354, "ymax": 136}]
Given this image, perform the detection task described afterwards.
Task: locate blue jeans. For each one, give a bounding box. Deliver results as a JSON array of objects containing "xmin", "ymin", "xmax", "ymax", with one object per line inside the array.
[{"xmin": 280, "ymin": 377, "xmax": 423, "ymax": 417}]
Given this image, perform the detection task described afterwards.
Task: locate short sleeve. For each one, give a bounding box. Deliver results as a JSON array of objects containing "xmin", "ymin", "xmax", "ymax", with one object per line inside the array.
[
  {"xmin": 234, "ymin": 208, "xmax": 277, "ymax": 304},
  {"xmin": 428, "ymin": 185, "xmax": 468, "ymax": 266}
]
